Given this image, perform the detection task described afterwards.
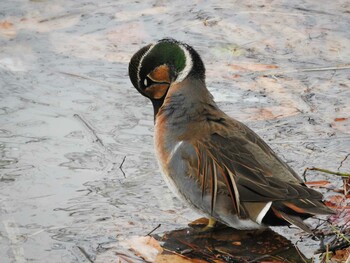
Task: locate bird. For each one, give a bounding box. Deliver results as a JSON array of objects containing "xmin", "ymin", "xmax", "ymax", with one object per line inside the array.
[{"xmin": 128, "ymin": 38, "xmax": 334, "ymax": 233}]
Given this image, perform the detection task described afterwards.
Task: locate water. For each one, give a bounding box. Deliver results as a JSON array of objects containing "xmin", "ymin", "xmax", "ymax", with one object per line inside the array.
[{"xmin": 0, "ymin": 0, "xmax": 349, "ymax": 262}]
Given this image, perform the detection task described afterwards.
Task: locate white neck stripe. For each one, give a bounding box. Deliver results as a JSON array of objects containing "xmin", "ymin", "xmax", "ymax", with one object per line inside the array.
[
  {"xmin": 137, "ymin": 42, "xmax": 193, "ymax": 85},
  {"xmin": 175, "ymin": 44, "xmax": 193, "ymax": 83},
  {"xmin": 137, "ymin": 44, "xmax": 155, "ymax": 85}
]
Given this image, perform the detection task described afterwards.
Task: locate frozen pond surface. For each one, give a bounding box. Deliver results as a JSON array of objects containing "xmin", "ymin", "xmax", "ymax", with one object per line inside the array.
[{"xmin": 0, "ymin": 0, "xmax": 350, "ymax": 262}]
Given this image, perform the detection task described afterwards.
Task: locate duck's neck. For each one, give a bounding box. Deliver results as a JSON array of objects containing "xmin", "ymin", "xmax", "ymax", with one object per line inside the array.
[
  {"xmin": 153, "ymin": 77, "xmax": 214, "ymax": 166},
  {"xmin": 155, "ymin": 78, "xmax": 215, "ymax": 126}
]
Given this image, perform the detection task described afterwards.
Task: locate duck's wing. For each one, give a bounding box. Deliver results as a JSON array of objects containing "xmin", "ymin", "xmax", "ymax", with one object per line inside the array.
[{"xmin": 191, "ymin": 118, "xmax": 333, "ymax": 229}]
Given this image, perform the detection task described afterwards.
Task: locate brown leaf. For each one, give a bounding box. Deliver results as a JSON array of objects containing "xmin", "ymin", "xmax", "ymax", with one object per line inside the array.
[
  {"xmin": 305, "ymin": 180, "xmax": 331, "ymax": 187},
  {"xmin": 0, "ymin": 20, "xmax": 16, "ymax": 38},
  {"xmin": 328, "ymin": 195, "xmax": 346, "ymax": 204},
  {"xmin": 334, "ymin": 117, "xmax": 348, "ymax": 122},
  {"xmin": 332, "ymin": 188, "xmax": 347, "ymax": 194},
  {"xmin": 0, "ymin": 21, "xmax": 13, "ymax": 29},
  {"xmin": 331, "ymin": 247, "xmax": 350, "ymax": 261},
  {"xmin": 324, "ymin": 195, "xmax": 350, "ymax": 209},
  {"xmin": 331, "ymin": 118, "xmax": 350, "ymax": 133},
  {"xmin": 229, "ymin": 63, "xmax": 278, "ymax": 72},
  {"xmin": 128, "ymin": 236, "xmax": 163, "ymax": 262}
]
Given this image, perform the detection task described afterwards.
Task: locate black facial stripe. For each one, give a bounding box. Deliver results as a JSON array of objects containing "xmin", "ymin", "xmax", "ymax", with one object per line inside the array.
[
  {"xmin": 128, "ymin": 44, "xmax": 153, "ymax": 93},
  {"xmin": 144, "ymin": 76, "xmax": 169, "ymax": 88}
]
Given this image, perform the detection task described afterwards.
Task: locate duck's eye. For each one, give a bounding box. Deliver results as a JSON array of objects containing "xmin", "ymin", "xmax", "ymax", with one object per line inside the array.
[
  {"xmin": 143, "ymin": 76, "xmax": 154, "ymax": 88},
  {"xmin": 143, "ymin": 64, "xmax": 171, "ymax": 89}
]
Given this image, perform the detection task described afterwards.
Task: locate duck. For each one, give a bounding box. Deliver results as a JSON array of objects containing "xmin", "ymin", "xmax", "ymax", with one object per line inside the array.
[{"xmin": 128, "ymin": 38, "xmax": 334, "ymax": 233}]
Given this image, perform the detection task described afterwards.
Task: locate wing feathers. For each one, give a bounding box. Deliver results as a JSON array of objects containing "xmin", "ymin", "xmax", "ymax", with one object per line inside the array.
[
  {"xmin": 210, "ymin": 159, "xmax": 218, "ymax": 214},
  {"xmin": 195, "ymin": 142, "xmax": 242, "ymax": 216},
  {"xmin": 191, "ymin": 118, "xmax": 333, "ymax": 229}
]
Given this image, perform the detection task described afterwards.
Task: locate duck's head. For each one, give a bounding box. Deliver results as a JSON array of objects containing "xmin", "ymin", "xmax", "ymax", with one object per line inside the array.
[{"xmin": 129, "ymin": 39, "xmax": 205, "ymax": 114}]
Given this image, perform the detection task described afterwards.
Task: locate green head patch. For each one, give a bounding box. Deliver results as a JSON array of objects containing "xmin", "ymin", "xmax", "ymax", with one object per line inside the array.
[{"xmin": 129, "ymin": 38, "xmax": 205, "ymax": 98}]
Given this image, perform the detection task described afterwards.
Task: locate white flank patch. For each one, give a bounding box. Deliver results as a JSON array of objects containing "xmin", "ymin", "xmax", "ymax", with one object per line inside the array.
[
  {"xmin": 168, "ymin": 141, "xmax": 183, "ymax": 162},
  {"xmin": 137, "ymin": 44, "xmax": 155, "ymax": 84},
  {"xmin": 175, "ymin": 44, "xmax": 193, "ymax": 83},
  {"xmin": 255, "ymin": 201, "xmax": 272, "ymax": 224}
]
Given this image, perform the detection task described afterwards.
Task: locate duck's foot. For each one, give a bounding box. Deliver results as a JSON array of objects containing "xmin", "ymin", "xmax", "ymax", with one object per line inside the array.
[
  {"xmin": 189, "ymin": 217, "xmax": 233, "ymax": 233},
  {"xmin": 248, "ymin": 227, "xmax": 269, "ymax": 236},
  {"xmin": 200, "ymin": 217, "xmax": 217, "ymax": 232}
]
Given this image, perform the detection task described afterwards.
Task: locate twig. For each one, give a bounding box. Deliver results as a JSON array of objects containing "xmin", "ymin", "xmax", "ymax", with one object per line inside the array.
[
  {"xmin": 74, "ymin": 114, "xmax": 104, "ymax": 147},
  {"xmin": 268, "ymin": 136, "xmax": 350, "ymax": 145},
  {"xmin": 119, "ymin": 156, "xmax": 126, "ymax": 178},
  {"xmin": 302, "ymin": 168, "xmax": 308, "ymax": 182},
  {"xmin": 338, "ymin": 153, "xmax": 350, "ymax": 171},
  {"xmin": 146, "ymin": 224, "xmax": 161, "ymax": 236},
  {"xmin": 39, "ymin": 13, "xmax": 79, "ymax": 23},
  {"xmin": 76, "ymin": 246, "xmax": 93, "ymax": 263},
  {"xmin": 60, "ymin": 71, "xmax": 116, "ymax": 88},
  {"xmin": 294, "ymin": 244, "xmax": 309, "ymax": 263},
  {"xmin": 254, "ymin": 64, "xmax": 350, "ymax": 78},
  {"xmin": 73, "ymin": 115, "xmax": 125, "ymax": 178},
  {"xmin": 298, "ymin": 65, "xmax": 350, "ymax": 73}
]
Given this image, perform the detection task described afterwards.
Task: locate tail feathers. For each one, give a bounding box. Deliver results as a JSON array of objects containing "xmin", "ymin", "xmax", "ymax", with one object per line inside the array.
[
  {"xmin": 275, "ymin": 209, "xmax": 313, "ymax": 234},
  {"xmin": 282, "ymin": 199, "xmax": 335, "ymax": 215},
  {"xmin": 261, "ymin": 199, "xmax": 334, "ymax": 232}
]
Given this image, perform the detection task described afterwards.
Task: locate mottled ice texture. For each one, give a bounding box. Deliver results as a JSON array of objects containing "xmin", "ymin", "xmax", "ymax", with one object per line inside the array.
[{"xmin": 0, "ymin": 0, "xmax": 349, "ymax": 262}]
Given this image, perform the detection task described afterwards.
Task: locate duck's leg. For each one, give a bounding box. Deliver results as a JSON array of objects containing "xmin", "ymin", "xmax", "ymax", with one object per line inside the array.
[
  {"xmin": 198, "ymin": 217, "xmax": 217, "ymax": 232},
  {"xmin": 207, "ymin": 217, "xmax": 216, "ymax": 228}
]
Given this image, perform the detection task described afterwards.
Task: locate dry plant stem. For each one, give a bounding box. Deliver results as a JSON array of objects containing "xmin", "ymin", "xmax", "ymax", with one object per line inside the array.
[
  {"xmin": 338, "ymin": 153, "xmax": 350, "ymax": 170},
  {"xmin": 119, "ymin": 156, "xmax": 126, "ymax": 178},
  {"xmin": 294, "ymin": 244, "xmax": 309, "ymax": 263},
  {"xmin": 146, "ymin": 224, "xmax": 161, "ymax": 236},
  {"xmin": 60, "ymin": 71, "xmax": 116, "ymax": 87},
  {"xmin": 258, "ymin": 64, "xmax": 350, "ymax": 77},
  {"xmin": 320, "ymin": 245, "xmax": 330, "ymax": 263},
  {"xmin": 298, "ymin": 65, "xmax": 350, "ymax": 73},
  {"xmin": 329, "ymin": 225, "xmax": 350, "ymax": 244},
  {"xmin": 74, "ymin": 114, "xmax": 122, "ymax": 176},
  {"xmin": 74, "ymin": 114, "xmax": 104, "ymax": 146},
  {"xmin": 39, "ymin": 13, "xmax": 79, "ymax": 23},
  {"xmin": 76, "ymin": 246, "xmax": 94, "ymax": 263},
  {"xmin": 304, "ymin": 167, "xmax": 350, "ymax": 178}
]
